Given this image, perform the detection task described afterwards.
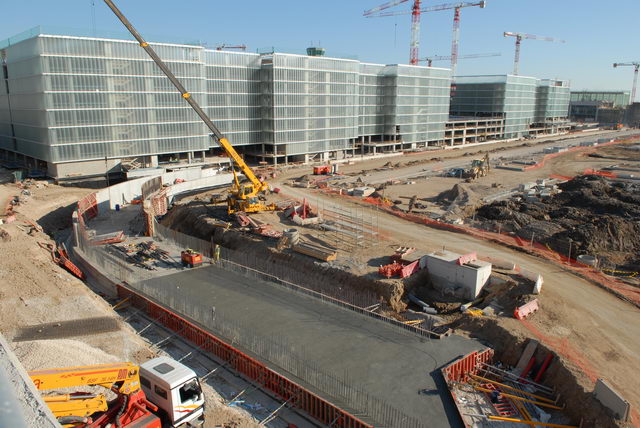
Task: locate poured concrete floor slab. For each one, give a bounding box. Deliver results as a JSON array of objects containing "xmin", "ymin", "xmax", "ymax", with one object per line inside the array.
[{"xmin": 136, "ymin": 265, "xmax": 484, "ymax": 427}]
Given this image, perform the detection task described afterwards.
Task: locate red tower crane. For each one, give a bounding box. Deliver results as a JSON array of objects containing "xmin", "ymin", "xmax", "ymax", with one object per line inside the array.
[
  {"xmin": 613, "ymin": 62, "xmax": 640, "ymax": 104},
  {"xmin": 503, "ymin": 32, "xmax": 565, "ymax": 75},
  {"xmin": 420, "ymin": 52, "xmax": 500, "ymax": 67},
  {"xmin": 363, "ymin": 0, "xmax": 422, "ymax": 65},
  {"xmin": 366, "ymin": 1, "xmax": 486, "ymax": 74}
]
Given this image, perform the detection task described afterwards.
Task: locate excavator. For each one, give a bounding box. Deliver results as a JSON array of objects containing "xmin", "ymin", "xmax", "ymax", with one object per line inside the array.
[
  {"xmin": 29, "ymin": 357, "xmax": 205, "ymax": 427},
  {"xmin": 103, "ymin": 0, "xmax": 275, "ymax": 215},
  {"xmin": 464, "ymin": 153, "xmax": 491, "ymax": 180}
]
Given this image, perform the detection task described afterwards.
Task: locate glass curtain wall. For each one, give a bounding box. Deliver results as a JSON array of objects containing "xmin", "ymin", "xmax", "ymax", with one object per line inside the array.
[
  {"xmin": 503, "ymin": 75, "xmax": 537, "ymax": 138},
  {"xmin": 204, "ymin": 50, "xmax": 262, "ymax": 147},
  {"xmin": 358, "ymin": 63, "xmax": 386, "ymax": 137},
  {"xmin": 451, "ymin": 75, "xmax": 537, "ymax": 139},
  {"xmin": 570, "ymin": 91, "xmax": 630, "ymax": 107},
  {"xmin": 383, "ymin": 65, "xmax": 450, "ymax": 143},
  {"xmin": 42, "ymin": 35, "xmax": 209, "ymax": 162},
  {"xmin": 261, "ymin": 53, "xmax": 359, "ymax": 156},
  {"xmin": 535, "ymin": 79, "xmax": 570, "ymax": 122}
]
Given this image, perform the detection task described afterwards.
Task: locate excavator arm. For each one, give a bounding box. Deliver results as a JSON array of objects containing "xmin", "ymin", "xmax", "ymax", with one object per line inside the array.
[{"xmin": 103, "ymin": 0, "xmax": 273, "ymax": 213}]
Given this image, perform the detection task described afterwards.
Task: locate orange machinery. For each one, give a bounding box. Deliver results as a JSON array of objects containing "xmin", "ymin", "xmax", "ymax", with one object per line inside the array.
[{"xmin": 181, "ymin": 249, "xmax": 203, "ymax": 268}]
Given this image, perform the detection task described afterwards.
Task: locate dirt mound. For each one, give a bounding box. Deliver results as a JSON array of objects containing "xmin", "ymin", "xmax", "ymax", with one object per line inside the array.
[
  {"xmin": 435, "ymin": 183, "xmax": 488, "ymax": 220},
  {"xmin": 476, "ymin": 176, "xmax": 640, "ymax": 269}
]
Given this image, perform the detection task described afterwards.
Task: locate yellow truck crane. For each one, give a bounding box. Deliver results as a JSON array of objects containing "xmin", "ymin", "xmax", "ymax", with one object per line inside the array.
[
  {"xmin": 103, "ymin": 0, "xmax": 275, "ymax": 215},
  {"xmin": 28, "ymin": 357, "xmax": 205, "ymax": 428}
]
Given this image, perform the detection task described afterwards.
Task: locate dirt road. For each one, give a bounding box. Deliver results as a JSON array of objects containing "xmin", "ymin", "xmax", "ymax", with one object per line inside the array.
[{"xmin": 280, "ymin": 183, "xmax": 640, "ymax": 415}]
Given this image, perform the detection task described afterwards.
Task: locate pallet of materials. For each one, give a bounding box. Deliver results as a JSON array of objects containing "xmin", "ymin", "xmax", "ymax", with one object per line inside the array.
[{"xmin": 293, "ymin": 242, "xmax": 337, "ymax": 261}]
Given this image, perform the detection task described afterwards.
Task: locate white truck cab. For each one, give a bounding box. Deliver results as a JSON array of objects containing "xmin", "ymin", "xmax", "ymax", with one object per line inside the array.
[{"xmin": 140, "ymin": 356, "xmax": 205, "ymax": 427}]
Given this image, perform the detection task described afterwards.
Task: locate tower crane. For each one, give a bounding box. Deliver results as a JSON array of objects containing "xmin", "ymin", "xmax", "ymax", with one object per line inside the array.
[
  {"xmin": 420, "ymin": 52, "xmax": 500, "ymax": 67},
  {"xmin": 363, "ymin": 0, "xmax": 422, "ymax": 65},
  {"xmin": 613, "ymin": 62, "xmax": 640, "ymax": 104},
  {"xmin": 503, "ymin": 32, "xmax": 565, "ymax": 75},
  {"xmin": 366, "ymin": 1, "xmax": 486, "ymax": 73}
]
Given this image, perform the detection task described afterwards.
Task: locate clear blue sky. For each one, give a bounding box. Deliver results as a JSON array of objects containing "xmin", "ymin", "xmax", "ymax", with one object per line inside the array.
[{"xmin": 2, "ymin": 0, "xmax": 639, "ymax": 95}]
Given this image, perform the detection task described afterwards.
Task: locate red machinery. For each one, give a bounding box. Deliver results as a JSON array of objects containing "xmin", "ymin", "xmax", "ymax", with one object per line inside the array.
[
  {"xmin": 313, "ymin": 165, "xmax": 331, "ymax": 175},
  {"xmin": 181, "ymin": 249, "xmax": 203, "ymax": 268}
]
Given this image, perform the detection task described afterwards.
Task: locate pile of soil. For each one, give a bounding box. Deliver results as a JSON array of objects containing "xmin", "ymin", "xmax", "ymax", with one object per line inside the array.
[
  {"xmin": 433, "ymin": 183, "xmax": 489, "ymax": 220},
  {"xmin": 475, "ymin": 175, "xmax": 640, "ymax": 270}
]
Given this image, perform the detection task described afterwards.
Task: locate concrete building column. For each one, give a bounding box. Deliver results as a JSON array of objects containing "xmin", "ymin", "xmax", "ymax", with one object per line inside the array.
[
  {"xmin": 187, "ymin": 152, "xmax": 193, "ymax": 164},
  {"xmin": 149, "ymin": 155, "xmax": 159, "ymax": 168}
]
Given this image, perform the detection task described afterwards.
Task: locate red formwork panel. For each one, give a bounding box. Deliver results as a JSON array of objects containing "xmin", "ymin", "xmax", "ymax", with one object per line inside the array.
[
  {"xmin": 441, "ymin": 349, "xmax": 495, "ymax": 428},
  {"xmin": 77, "ymin": 193, "xmax": 98, "ymax": 220},
  {"xmin": 116, "ymin": 284, "xmax": 373, "ymax": 428}
]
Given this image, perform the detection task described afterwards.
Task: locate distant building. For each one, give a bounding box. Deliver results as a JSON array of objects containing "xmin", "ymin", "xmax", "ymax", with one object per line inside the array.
[
  {"xmin": 570, "ymin": 91, "xmax": 630, "ymax": 107},
  {"xmin": 0, "ymin": 29, "xmax": 452, "ymax": 179},
  {"xmin": 569, "ymin": 91, "xmax": 631, "ymax": 123},
  {"xmin": 450, "ymin": 75, "xmax": 569, "ymax": 139},
  {"xmin": 533, "ymin": 79, "xmax": 571, "ymax": 135}
]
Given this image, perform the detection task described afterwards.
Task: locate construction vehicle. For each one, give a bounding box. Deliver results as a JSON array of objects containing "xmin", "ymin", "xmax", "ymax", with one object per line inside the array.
[
  {"xmin": 29, "ymin": 357, "xmax": 205, "ymax": 427},
  {"xmin": 313, "ymin": 165, "xmax": 331, "ymax": 175},
  {"xmin": 103, "ymin": 0, "xmax": 275, "ymax": 215},
  {"xmin": 464, "ymin": 153, "xmax": 490, "ymax": 180},
  {"xmin": 181, "ymin": 249, "xmax": 203, "ymax": 268}
]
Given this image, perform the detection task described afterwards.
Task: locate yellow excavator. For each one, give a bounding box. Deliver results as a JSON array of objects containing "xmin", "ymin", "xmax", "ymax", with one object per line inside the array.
[
  {"xmin": 464, "ymin": 153, "xmax": 491, "ymax": 180},
  {"xmin": 103, "ymin": 0, "xmax": 275, "ymax": 215}
]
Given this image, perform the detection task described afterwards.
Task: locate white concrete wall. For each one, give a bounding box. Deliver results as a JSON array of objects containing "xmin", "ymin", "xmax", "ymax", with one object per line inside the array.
[
  {"xmin": 425, "ymin": 256, "xmax": 492, "ymax": 299},
  {"xmin": 166, "ymin": 174, "xmax": 233, "ymax": 204},
  {"xmin": 93, "ymin": 170, "xmax": 233, "ymax": 211}
]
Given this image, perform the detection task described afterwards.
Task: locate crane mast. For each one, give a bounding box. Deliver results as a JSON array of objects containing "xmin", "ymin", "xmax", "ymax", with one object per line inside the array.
[
  {"xmin": 409, "ymin": 0, "xmax": 422, "ymax": 65},
  {"xmin": 613, "ymin": 62, "xmax": 640, "ymax": 104},
  {"xmin": 366, "ymin": 1, "xmax": 486, "ymax": 71},
  {"xmin": 503, "ymin": 31, "xmax": 565, "ymax": 75},
  {"xmin": 103, "ymin": 0, "xmax": 273, "ymax": 214},
  {"xmin": 364, "ymin": 0, "xmax": 422, "ymax": 65}
]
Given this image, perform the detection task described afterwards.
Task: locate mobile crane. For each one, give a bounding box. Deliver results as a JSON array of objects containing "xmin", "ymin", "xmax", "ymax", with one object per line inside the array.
[
  {"xmin": 29, "ymin": 357, "xmax": 205, "ymax": 427},
  {"xmin": 103, "ymin": 0, "xmax": 275, "ymax": 215}
]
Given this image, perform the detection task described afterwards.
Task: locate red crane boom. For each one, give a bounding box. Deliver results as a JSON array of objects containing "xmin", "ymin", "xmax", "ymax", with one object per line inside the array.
[{"xmin": 366, "ymin": 1, "xmax": 486, "ymax": 72}]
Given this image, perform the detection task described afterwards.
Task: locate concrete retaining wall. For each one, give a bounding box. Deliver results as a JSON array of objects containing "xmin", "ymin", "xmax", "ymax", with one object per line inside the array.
[
  {"xmin": 92, "ymin": 170, "xmax": 233, "ymax": 212},
  {"xmin": 0, "ymin": 334, "xmax": 58, "ymax": 428}
]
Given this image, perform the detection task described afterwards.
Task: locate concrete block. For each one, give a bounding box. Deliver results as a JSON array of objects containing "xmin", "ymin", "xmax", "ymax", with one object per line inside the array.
[
  {"xmin": 519, "ymin": 182, "xmax": 535, "ymax": 192},
  {"xmin": 594, "ymin": 378, "xmax": 630, "ymax": 420},
  {"xmin": 352, "ymin": 186, "xmax": 375, "ymax": 197},
  {"xmin": 515, "ymin": 339, "xmax": 539, "ymax": 373}
]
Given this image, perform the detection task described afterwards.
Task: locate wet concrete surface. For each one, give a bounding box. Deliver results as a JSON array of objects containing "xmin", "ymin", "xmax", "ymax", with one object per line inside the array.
[{"xmin": 137, "ymin": 264, "xmax": 484, "ymax": 427}]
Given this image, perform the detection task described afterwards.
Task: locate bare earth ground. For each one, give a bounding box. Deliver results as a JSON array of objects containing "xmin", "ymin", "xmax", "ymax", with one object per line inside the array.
[
  {"xmin": 265, "ymin": 145, "xmax": 640, "ymax": 422},
  {"xmin": 0, "ymin": 172, "xmax": 260, "ymax": 427},
  {"xmin": 168, "ymin": 135, "xmax": 640, "ymax": 424}
]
